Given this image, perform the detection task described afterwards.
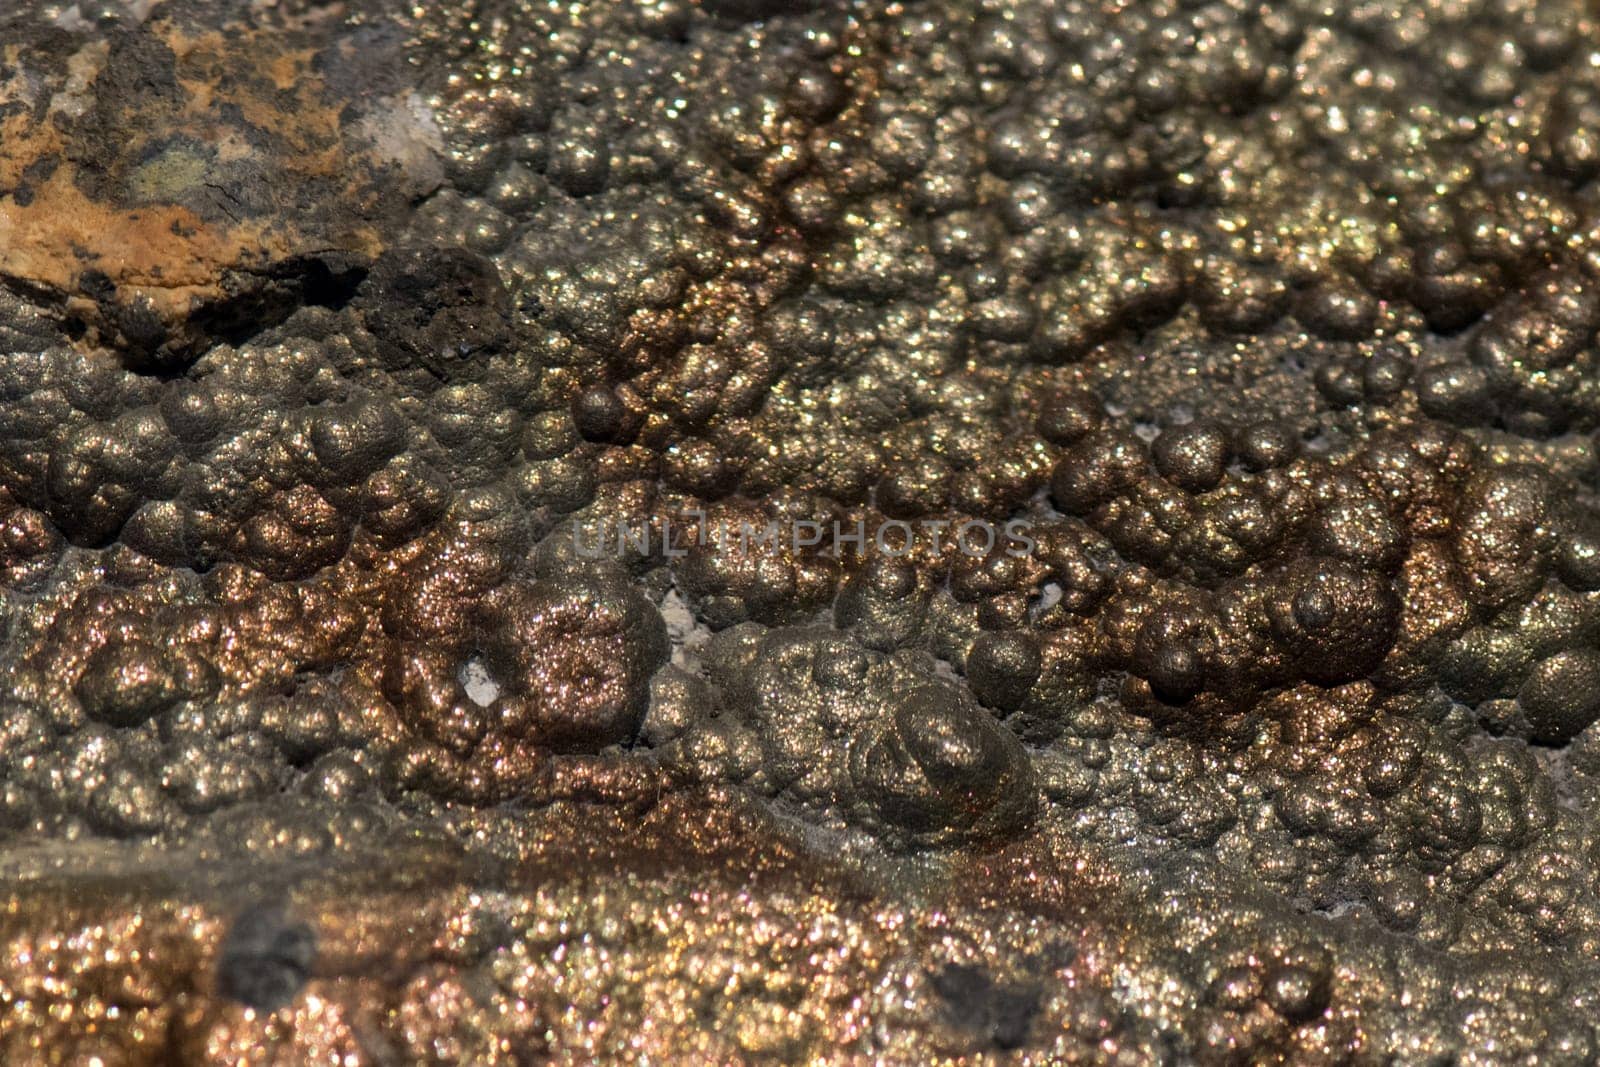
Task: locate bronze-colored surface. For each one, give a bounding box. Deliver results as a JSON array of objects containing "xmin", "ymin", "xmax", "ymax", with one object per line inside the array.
[{"xmin": 3, "ymin": 0, "xmax": 1600, "ymax": 1061}]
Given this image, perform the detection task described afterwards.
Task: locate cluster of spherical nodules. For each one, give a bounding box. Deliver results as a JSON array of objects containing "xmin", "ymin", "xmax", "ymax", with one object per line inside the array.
[{"xmin": 5, "ymin": 0, "xmax": 1600, "ymax": 1058}]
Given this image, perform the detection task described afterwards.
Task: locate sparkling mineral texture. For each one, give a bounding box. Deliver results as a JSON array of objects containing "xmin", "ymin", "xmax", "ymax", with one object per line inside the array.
[{"xmin": 7, "ymin": 0, "xmax": 1600, "ymax": 1062}]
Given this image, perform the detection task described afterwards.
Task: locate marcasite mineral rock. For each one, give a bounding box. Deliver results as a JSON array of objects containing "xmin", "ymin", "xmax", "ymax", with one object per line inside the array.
[{"xmin": 3, "ymin": 0, "xmax": 1600, "ymax": 1062}]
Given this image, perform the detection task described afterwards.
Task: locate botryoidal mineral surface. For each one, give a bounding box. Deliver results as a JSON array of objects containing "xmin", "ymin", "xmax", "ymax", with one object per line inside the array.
[{"xmin": 2, "ymin": 0, "xmax": 1600, "ymax": 1062}]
